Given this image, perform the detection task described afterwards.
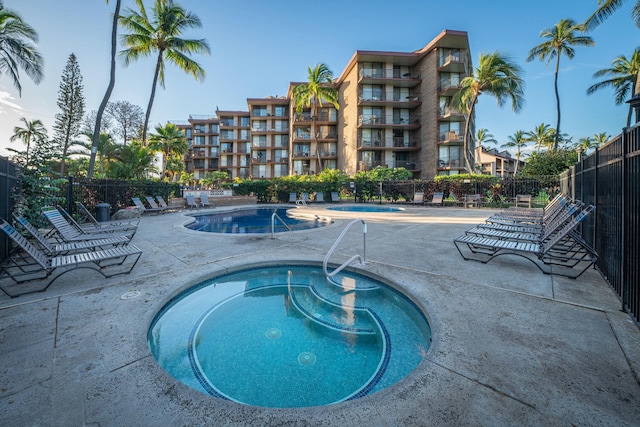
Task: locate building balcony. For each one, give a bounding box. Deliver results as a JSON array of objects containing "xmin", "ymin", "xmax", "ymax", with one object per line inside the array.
[
  {"xmin": 438, "ymin": 107, "xmax": 465, "ymax": 121},
  {"xmin": 294, "ymin": 151, "xmax": 311, "ymax": 158},
  {"xmin": 358, "ymin": 115, "xmax": 385, "ymax": 126},
  {"xmin": 438, "ymin": 158, "xmax": 464, "ymax": 168},
  {"xmin": 358, "ymin": 139, "xmax": 385, "ymax": 149},
  {"xmin": 438, "ymin": 80, "xmax": 462, "ymax": 95},
  {"xmin": 392, "ymin": 138, "xmax": 420, "ymax": 149},
  {"xmin": 438, "ymin": 131, "xmax": 463, "ymax": 143},
  {"xmin": 358, "ymin": 70, "xmax": 421, "ymax": 87},
  {"xmin": 438, "ymin": 55, "xmax": 467, "ymax": 73},
  {"xmin": 393, "ymin": 161, "xmax": 418, "ymax": 170},
  {"xmin": 358, "ymin": 161, "xmax": 386, "ymax": 171}
]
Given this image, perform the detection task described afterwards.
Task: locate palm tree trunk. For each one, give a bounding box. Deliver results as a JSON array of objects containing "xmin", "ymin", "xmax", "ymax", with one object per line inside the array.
[
  {"xmin": 462, "ymin": 94, "xmax": 478, "ymax": 173},
  {"xmin": 88, "ymin": 0, "xmax": 121, "ymax": 179},
  {"xmin": 142, "ymin": 52, "xmax": 163, "ymax": 145},
  {"xmin": 554, "ymin": 57, "xmax": 561, "ymax": 151}
]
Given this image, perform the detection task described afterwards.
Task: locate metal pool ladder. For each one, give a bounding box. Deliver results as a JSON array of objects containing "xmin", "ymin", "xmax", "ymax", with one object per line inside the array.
[
  {"xmin": 323, "ymin": 219, "xmax": 368, "ymax": 279},
  {"xmin": 271, "ymin": 212, "xmax": 291, "ymax": 239}
]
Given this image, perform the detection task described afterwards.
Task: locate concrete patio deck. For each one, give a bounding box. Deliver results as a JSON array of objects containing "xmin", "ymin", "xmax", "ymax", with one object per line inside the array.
[{"xmin": 1, "ymin": 205, "xmax": 638, "ymax": 426}]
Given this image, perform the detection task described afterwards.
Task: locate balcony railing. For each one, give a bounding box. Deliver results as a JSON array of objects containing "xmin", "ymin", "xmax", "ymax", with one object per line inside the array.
[
  {"xmin": 438, "ymin": 80, "xmax": 461, "ymax": 92},
  {"xmin": 358, "ymin": 115, "xmax": 385, "ymax": 125},
  {"xmin": 438, "ymin": 158, "xmax": 463, "ymax": 168},
  {"xmin": 438, "ymin": 106, "xmax": 464, "ymax": 118},
  {"xmin": 393, "ymin": 161, "xmax": 417, "ymax": 170},
  {"xmin": 358, "ymin": 161, "xmax": 385, "ymax": 171},
  {"xmin": 359, "ymin": 140, "xmax": 385, "ymax": 148},
  {"xmin": 359, "ymin": 70, "xmax": 421, "ymax": 80},
  {"xmin": 252, "ymin": 126, "xmax": 267, "ymax": 132},
  {"xmin": 439, "ymin": 131, "xmax": 463, "ymax": 142},
  {"xmin": 392, "ymin": 138, "xmax": 419, "ymax": 148}
]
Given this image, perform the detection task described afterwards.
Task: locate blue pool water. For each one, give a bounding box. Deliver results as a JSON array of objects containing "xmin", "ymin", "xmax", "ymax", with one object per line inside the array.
[
  {"xmin": 185, "ymin": 207, "xmax": 331, "ymax": 233},
  {"xmin": 148, "ymin": 264, "xmax": 432, "ymax": 408},
  {"xmin": 327, "ymin": 205, "xmax": 404, "ymax": 213}
]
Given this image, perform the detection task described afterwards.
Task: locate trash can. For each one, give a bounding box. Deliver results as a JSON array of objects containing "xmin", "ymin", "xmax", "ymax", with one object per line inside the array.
[{"xmin": 95, "ymin": 203, "xmax": 111, "ymax": 222}]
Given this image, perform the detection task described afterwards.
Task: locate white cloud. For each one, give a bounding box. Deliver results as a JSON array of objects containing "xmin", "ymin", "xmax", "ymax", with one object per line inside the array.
[{"xmin": 0, "ymin": 91, "xmax": 23, "ymax": 115}]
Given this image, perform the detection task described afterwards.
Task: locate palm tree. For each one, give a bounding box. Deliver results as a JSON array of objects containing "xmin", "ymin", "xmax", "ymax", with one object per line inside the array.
[
  {"xmin": 527, "ymin": 19, "xmax": 594, "ymax": 151},
  {"xmin": 148, "ymin": 122, "xmax": 187, "ymax": 179},
  {"xmin": 476, "ymin": 128, "xmax": 497, "ymax": 150},
  {"xmin": 584, "ymin": 0, "xmax": 640, "ymax": 30},
  {"xmin": 587, "ymin": 48, "xmax": 640, "ymax": 126},
  {"xmin": 593, "ymin": 132, "xmax": 611, "ymax": 147},
  {"xmin": 0, "ymin": 1, "xmax": 43, "ymax": 95},
  {"xmin": 119, "ymin": 0, "xmax": 210, "ymax": 144},
  {"xmin": 75, "ymin": 132, "xmax": 119, "ymax": 176},
  {"xmin": 10, "ymin": 117, "xmax": 47, "ymax": 165},
  {"xmin": 109, "ymin": 141, "xmax": 157, "ymax": 179},
  {"xmin": 526, "ymin": 123, "xmax": 555, "ymax": 152},
  {"xmin": 576, "ymin": 136, "xmax": 597, "ymax": 154},
  {"xmin": 88, "ymin": 0, "xmax": 122, "ymax": 179},
  {"xmin": 452, "ymin": 51, "xmax": 525, "ymax": 172},
  {"xmin": 501, "ymin": 130, "xmax": 528, "ymax": 175},
  {"xmin": 292, "ymin": 63, "xmax": 340, "ymax": 173}
]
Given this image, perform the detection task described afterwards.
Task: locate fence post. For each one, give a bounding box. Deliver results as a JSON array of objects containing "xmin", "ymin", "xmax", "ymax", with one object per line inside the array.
[
  {"xmin": 66, "ymin": 175, "xmax": 74, "ymax": 213},
  {"xmin": 620, "ymin": 128, "xmax": 628, "ymax": 313}
]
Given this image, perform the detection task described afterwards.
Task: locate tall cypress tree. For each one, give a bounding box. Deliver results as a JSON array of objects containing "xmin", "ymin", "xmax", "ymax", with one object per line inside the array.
[{"xmin": 53, "ymin": 53, "xmax": 85, "ymax": 175}]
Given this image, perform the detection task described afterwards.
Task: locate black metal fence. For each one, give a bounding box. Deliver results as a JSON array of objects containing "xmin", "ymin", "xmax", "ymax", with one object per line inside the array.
[
  {"xmin": 0, "ymin": 157, "xmax": 19, "ymax": 262},
  {"xmin": 561, "ymin": 125, "xmax": 640, "ymax": 325},
  {"xmin": 61, "ymin": 177, "xmax": 181, "ymax": 217}
]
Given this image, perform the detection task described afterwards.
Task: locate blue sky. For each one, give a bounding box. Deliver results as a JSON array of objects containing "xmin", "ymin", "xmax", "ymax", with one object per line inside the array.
[{"xmin": 1, "ymin": 0, "xmax": 638, "ymax": 156}]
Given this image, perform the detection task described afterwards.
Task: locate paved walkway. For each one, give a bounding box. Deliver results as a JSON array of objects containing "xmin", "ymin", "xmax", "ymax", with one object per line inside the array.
[{"xmin": 1, "ymin": 205, "xmax": 639, "ymax": 426}]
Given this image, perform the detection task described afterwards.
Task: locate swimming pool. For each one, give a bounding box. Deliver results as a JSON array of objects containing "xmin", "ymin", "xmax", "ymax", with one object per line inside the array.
[
  {"xmin": 148, "ymin": 264, "xmax": 432, "ymax": 408},
  {"xmin": 327, "ymin": 205, "xmax": 404, "ymax": 213},
  {"xmin": 185, "ymin": 207, "xmax": 332, "ymax": 233}
]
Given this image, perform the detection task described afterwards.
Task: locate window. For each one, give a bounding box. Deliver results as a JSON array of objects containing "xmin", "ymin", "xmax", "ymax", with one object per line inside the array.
[
  {"xmin": 362, "ymin": 128, "xmax": 383, "ymax": 146},
  {"xmin": 362, "ymin": 84, "xmax": 383, "ymax": 101},
  {"xmin": 253, "ymin": 106, "xmax": 267, "ymax": 117},
  {"xmin": 393, "ymin": 87, "xmax": 409, "ymax": 101},
  {"xmin": 274, "ymin": 120, "xmax": 288, "ymax": 131},
  {"xmin": 275, "ymin": 106, "xmax": 287, "ymax": 117},
  {"xmin": 296, "ymin": 127, "xmax": 310, "ymax": 139},
  {"xmin": 252, "ymin": 135, "xmax": 267, "ymax": 147},
  {"xmin": 252, "ymin": 120, "xmax": 267, "ymax": 131},
  {"xmin": 210, "ymin": 124, "xmax": 219, "ymax": 133},
  {"xmin": 240, "ymin": 116, "xmax": 250, "ymax": 126},
  {"xmin": 362, "ymin": 62, "xmax": 383, "ymax": 78},
  {"xmin": 393, "ymin": 108, "xmax": 410, "ymax": 124},
  {"xmin": 274, "ymin": 134, "xmax": 288, "ymax": 147}
]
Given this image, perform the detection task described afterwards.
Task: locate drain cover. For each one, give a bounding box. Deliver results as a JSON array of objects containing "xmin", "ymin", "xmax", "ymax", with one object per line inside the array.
[
  {"xmin": 265, "ymin": 328, "xmax": 281, "ymax": 339},
  {"xmin": 120, "ymin": 290, "xmax": 141, "ymax": 300},
  {"xmin": 298, "ymin": 352, "xmax": 316, "ymax": 365}
]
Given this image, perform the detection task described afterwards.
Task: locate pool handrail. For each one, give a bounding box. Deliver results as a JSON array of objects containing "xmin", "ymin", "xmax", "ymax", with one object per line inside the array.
[
  {"xmin": 271, "ymin": 212, "xmax": 291, "ymax": 238},
  {"xmin": 323, "ymin": 219, "xmax": 368, "ymax": 279}
]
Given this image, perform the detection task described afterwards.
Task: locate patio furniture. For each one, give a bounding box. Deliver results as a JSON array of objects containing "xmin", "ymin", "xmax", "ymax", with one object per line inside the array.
[
  {"xmin": 57, "ymin": 205, "xmax": 136, "ymax": 234},
  {"xmin": 185, "ymin": 195, "xmax": 201, "ymax": 209},
  {"xmin": 331, "ymin": 192, "xmax": 341, "ymax": 203},
  {"xmin": 145, "ymin": 196, "xmax": 168, "ymax": 213},
  {"xmin": 41, "ymin": 207, "xmax": 134, "ymax": 243},
  {"xmin": 131, "ymin": 197, "xmax": 164, "ymax": 214},
  {"xmin": 289, "ymin": 193, "xmax": 297, "ymax": 203},
  {"xmin": 454, "ymin": 205, "xmax": 596, "ymax": 278},
  {"xmin": 0, "ymin": 218, "xmax": 142, "ymax": 297},
  {"xmin": 13, "ymin": 214, "xmax": 130, "ymax": 256},
  {"xmin": 200, "ymin": 193, "xmax": 214, "ymax": 208},
  {"xmin": 425, "ymin": 192, "xmax": 444, "ymax": 207},
  {"xmin": 463, "ymin": 194, "xmax": 483, "ymax": 209},
  {"xmin": 412, "ymin": 192, "xmax": 424, "ymax": 205},
  {"xmin": 315, "ymin": 192, "xmax": 325, "ymax": 203},
  {"xmin": 76, "ymin": 203, "xmax": 139, "ymax": 229},
  {"xmin": 515, "ymin": 194, "xmax": 533, "ymax": 209}
]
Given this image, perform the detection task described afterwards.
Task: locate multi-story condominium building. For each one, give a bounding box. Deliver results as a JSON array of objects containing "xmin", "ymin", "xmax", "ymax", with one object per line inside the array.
[
  {"xmin": 247, "ymin": 97, "xmax": 290, "ymax": 178},
  {"xmin": 174, "ymin": 29, "xmax": 472, "ymax": 180},
  {"xmin": 475, "ymin": 146, "xmax": 525, "ymax": 177}
]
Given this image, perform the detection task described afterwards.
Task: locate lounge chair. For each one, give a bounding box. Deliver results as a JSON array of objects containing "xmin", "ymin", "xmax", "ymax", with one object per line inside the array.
[
  {"xmin": 200, "ymin": 193, "xmax": 214, "ymax": 208},
  {"xmin": 315, "ymin": 192, "xmax": 325, "ymax": 203},
  {"xmin": 76, "ymin": 203, "xmax": 140, "ymax": 229},
  {"xmin": 515, "ymin": 194, "xmax": 533, "ymax": 209},
  {"xmin": 0, "ymin": 218, "xmax": 142, "ymax": 297},
  {"xmin": 425, "ymin": 192, "xmax": 444, "ymax": 207},
  {"xmin": 155, "ymin": 196, "xmax": 171, "ymax": 210},
  {"xmin": 185, "ymin": 195, "xmax": 200, "ymax": 209},
  {"xmin": 412, "ymin": 192, "xmax": 424, "ymax": 205},
  {"xmin": 41, "ymin": 207, "xmax": 134, "ymax": 243},
  {"xmin": 131, "ymin": 197, "xmax": 164, "ymax": 214},
  {"xmin": 57, "ymin": 205, "xmax": 137, "ymax": 236},
  {"xmin": 454, "ymin": 205, "xmax": 596, "ymax": 278},
  {"xmin": 145, "ymin": 196, "xmax": 168, "ymax": 212},
  {"xmin": 330, "ymin": 192, "xmax": 341, "ymax": 203},
  {"xmin": 288, "ymin": 193, "xmax": 297, "ymax": 203},
  {"xmin": 13, "ymin": 214, "xmax": 130, "ymax": 256},
  {"xmin": 463, "ymin": 194, "xmax": 483, "ymax": 209}
]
